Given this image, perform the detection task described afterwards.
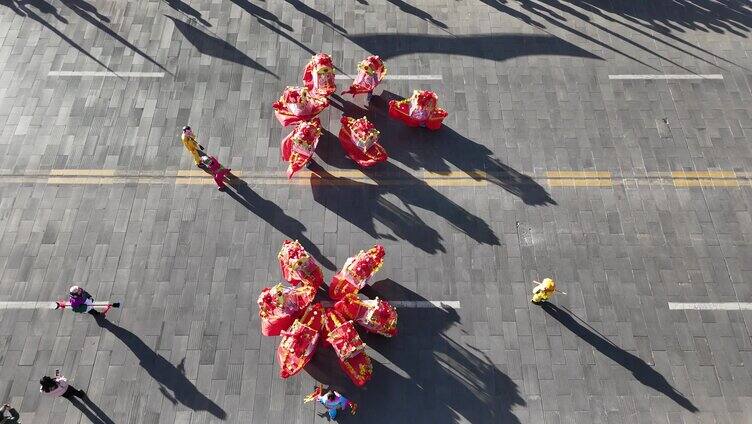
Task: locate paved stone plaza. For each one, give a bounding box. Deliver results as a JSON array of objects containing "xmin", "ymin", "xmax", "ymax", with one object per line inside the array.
[{"xmin": 1, "ymin": 0, "xmax": 752, "ymax": 422}]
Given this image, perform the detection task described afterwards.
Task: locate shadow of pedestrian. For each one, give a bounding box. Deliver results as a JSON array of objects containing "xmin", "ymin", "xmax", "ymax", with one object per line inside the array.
[
  {"xmin": 305, "ymin": 279, "xmax": 524, "ymax": 422},
  {"xmin": 69, "ymin": 396, "xmax": 116, "ymax": 424},
  {"xmin": 225, "ymin": 176, "xmax": 336, "ymax": 270},
  {"xmin": 541, "ymin": 302, "xmax": 699, "ymax": 412},
  {"xmin": 95, "ymin": 318, "xmax": 227, "ymax": 419},
  {"xmin": 163, "ymin": 0, "xmax": 211, "ymax": 27}
]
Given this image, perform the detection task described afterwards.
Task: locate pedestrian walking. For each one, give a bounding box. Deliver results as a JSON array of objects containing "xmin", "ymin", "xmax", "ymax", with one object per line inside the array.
[
  {"xmin": 200, "ymin": 155, "xmax": 231, "ymax": 190},
  {"xmin": 0, "ymin": 403, "xmax": 19, "ymax": 423},
  {"xmin": 39, "ymin": 371, "xmax": 86, "ymax": 401},
  {"xmin": 68, "ymin": 286, "xmax": 100, "ymax": 316},
  {"xmin": 317, "ymin": 390, "xmax": 355, "ymax": 420},
  {"xmin": 181, "ymin": 126, "xmax": 204, "ymax": 167}
]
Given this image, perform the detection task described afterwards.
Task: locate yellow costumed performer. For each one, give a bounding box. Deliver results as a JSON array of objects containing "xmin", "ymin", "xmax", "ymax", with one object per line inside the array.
[{"xmin": 531, "ymin": 278, "xmax": 559, "ymax": 304}]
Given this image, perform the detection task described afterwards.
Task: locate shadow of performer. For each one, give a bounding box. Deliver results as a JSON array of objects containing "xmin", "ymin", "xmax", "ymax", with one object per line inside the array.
[
  {"xmin": 68, "ymin": 396, "xmax": 116, "ymax": 424},
  {"xmin": 95, "ymin": 318, "xmax": 227, "ymax": 419},
  {"xmin": 541, "ymin": 303, "xmax": 698, "ymax": 412},
  {"xmin": 225, "ymin": 177, "xmax": 336, "ymax": 270}
]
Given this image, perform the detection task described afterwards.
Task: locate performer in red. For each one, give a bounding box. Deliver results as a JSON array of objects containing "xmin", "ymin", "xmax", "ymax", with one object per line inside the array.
[
  {"xmin": 335, "ymin": 293, "xmax": 398, "ymax": 337},
  {"xmin": 388, "ymin": 89, "xmax": 448, "ymax": 130},
  {"xmin": 277, "ymin": 303, "xmax": 325, "ymax": 378},
  {"xmin": 277, "ymin": 240, "xmax": 325, "ymax": 290},
  {"xmin": 324, "ymin": 308, "xmax": 373, "ymax": 387},
  {"xmin": 338, "ymin": 116, "xmax": 387, "ymax": 168},
  {"xmin": 329, "ymin": 245, "xmax": 386, "ymax": 300},
  {"xmin": 342, "ymin": 55, "xmax": 387, "ymax": 101},
  {"xmin": 272, "ymin": 86, "xmax": 329, "ymax": 127},
  {"xmin": 280, "ymin": 118, "xmax": 322, "ymax": 178},
  {"xmin": 302, "ymin": 53, "xmax": 336, "ymax": 97},
  {"xmin": 200, "ymin": 155, "xmax": 231, "ymax": 190},
  {"xmin": 257, "ymin": 283, "xmax": 316, "ymax": 336}
]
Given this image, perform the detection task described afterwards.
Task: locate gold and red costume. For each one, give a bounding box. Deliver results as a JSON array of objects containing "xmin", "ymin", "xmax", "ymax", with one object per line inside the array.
[
  {"xmin": 324, "ymin": 308, "xmax": 373, "ymax": 387},
  {"xmin": 388, "ymin": 89, "xmax": 448, "ymax": 130},
  {"xmin": 277, "ymin": 240, "xmax": 325, "ymax": 290},
  {"xmin": 278, "ymin": 303, "xmax": 325, "ymax": 378},
  {"xmin": 335, "ymin": 293, "xmax": 398, "ymax": 337},
  {"xmin": 342, "ymin": 55, "xmax": 387, "ymax": 96},
  {"xmin": 258, "ymin": 283, "xmax": 316, "ymax": 336},
  {"xmin": 302, "ymin": 53, "xmax": 336, "ymax": 97},
  {"xmin": 280, "ymin": 118, "xmax": 322, "ymax": 178},
  {"xmin": 338, "ymin": 116, "xmax": 388, "ymax": 168},
  {"xmin": 329, "ymin": 245, "xmax": 386, "ymax": 300},
  {"xmin": 273, "ymin": 86, "xmax": 329, "ymax": 127}
]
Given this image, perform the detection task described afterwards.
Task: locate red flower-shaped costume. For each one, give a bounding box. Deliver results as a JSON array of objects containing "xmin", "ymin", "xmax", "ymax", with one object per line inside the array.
[
  {"xmin": 329, "ymin": 245, "xmax": 386, "ymax": 300},
  {"xmin": 258, "ymin": 283, "xmax": 316, "ymax": 336},
  {"xmin": 280, "ymin": 118, "xmax": 322, "ymax": 178},
  {"xmin": 338, "ymin": 116, "xmax": 387, "ymax": 168},
  {"xmin": 277, "ymin": 303, "xmax": 325, "ymax": 378},
  {"xmin": 302, "ymin": 53, "xmax": 336, "ymax": 97},
  {"xmin": 335, "ymin": 293, "xmax": 398, "ymax": 337},
  {"xmin": 388, "ymin": 90, "xmax": 448, "ymax": 130},
  {"xmin": 324, "ymin": 308, "xmax": 373, "ymax": 387},
  {"xmin": 278, "ymin": 240, "xmax": 324, "ymax": 290},
  {"xmin": 273, "ymin": 86, "xmax": 329, "ymax": 127},
  {"xmin": 342, "ymin": 55, "xmax": 387, "ymax": 96}
]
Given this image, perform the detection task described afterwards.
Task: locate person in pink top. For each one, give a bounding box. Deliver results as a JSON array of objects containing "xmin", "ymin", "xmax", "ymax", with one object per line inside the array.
[
  {"xmin": 39, "ymin": 370, "xmax": 86, "ymax": 400},
  {"xmin": 200, "ymin": 155, "xmax": 231, "ymax": 190}
]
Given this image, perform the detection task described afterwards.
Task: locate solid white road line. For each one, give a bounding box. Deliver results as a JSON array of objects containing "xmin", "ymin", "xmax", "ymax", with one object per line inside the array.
[
  {"xmin": 334, "ymin": 75, "xmax": 442, "ymax": 80},
  {"xmin": 48, "ymin": 71, "xmax": 165, "ymax": 77},
  {"xmin": 320, "ymin": 300, "xmax": 460, "ymax": 308},
  {"xmin": 609, "ymin": 74, "xmax": 723, "ymax": 80},
  {"xmin": 668, "ymin": 302, "xmax": 752, "ymax": 311},
  {"xmin": 0, "ymin": 301, "xmax": 57, "ymax": 310}
]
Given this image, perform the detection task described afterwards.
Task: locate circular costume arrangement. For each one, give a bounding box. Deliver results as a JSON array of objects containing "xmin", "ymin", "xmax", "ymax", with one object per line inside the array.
[{"xmin": 258, "ymin": 240, "xmax": 396, "ymax": 387}]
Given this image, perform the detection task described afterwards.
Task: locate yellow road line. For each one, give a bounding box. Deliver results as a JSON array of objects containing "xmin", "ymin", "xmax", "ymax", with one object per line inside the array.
[
  {"xmin": 49, "ymin": 169, "xmax": 116, "ymax": 176},
  {"xmin": 671, "ymin": 170, "xmax": 740, "ymax": 188},
  {"xmin": 547, "ymin": 171, "xmax": 612, "ymax": 187}
]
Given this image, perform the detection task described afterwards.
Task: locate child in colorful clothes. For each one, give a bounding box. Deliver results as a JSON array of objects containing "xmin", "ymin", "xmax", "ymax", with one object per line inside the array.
[
  {"xmin": 68, "ymin": 286, "xmax": 100, "ymax": 316},
  {"xmin": 318, "ymin": 391, "xmax": 350, "ymax": 420},
  {"xmin": 200, "ymin": 155, "xmax": 231, "ymax": 190}
]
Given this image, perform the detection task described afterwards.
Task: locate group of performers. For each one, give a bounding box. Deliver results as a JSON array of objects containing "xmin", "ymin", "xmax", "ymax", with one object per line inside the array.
[
  {"xmin": 273, "ymin": 53, "xmax": 449, "ymax": 176},
  {"xmin": 257, "ymin": 241, "xmax": 398, "ymax": 414}
]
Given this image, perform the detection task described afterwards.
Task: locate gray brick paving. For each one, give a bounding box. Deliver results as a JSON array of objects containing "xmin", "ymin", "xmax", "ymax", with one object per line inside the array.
[{"xmin": 1, "ymin": 0, "xmax": 752, "ymax": 423}]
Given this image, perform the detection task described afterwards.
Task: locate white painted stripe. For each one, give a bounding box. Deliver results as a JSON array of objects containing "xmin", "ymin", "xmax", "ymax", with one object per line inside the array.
[
  {"xmin": 668, "ymin": 302, "xmax": 752, "ymax": 310},
  {"xmin": 48, "ymin": 71, "xmax": 165, "ymax": 78},
  {"xmin": 335, "ymin": 75, "xmax": 442, "ymax": 80},
  {"xmin": 0, "ymin": 301, "xmax": 57, "ymax": 310},
  {"xmin": 320, "ymin": 300, "xmax": 460, "ymax": 308},
  {"xmin": 608, "ymin": 74, "xmax": 723, "ymax": 80}
]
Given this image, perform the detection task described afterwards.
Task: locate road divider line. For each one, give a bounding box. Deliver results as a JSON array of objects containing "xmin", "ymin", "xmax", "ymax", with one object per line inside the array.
[
  {"xmin": 334, "ymin": 75, "xmax": 442, "ymax": 80},
  {"xmin": 547, "ymin": 171, "xmax": 612, "ymax": 187},
  {"xmin": 48, "ymin": 71, "xmax": 165, "ymax": 78},
  {"xmin": 608, "ymin": 74, "xmax": 723, "ymax": 80},
  {"xmin": 672, "ymin": 170, "xmax": 739, "ymax": 188},
  {"xmin": 0, "ymin": 301, "xmax": 58, "ymax": 310},
  {"xmin": 668, "ymin": 302, "xmax": 752, "ymax": 311},
  {"xmin": 320, "ymin": 300, "xmax": 460, "ymax": 308}
]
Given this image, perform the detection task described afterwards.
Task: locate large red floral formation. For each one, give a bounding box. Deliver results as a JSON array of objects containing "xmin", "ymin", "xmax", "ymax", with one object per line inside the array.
[
  {"xmin": 388, "ymin": 89, "xmax": 448, "ymax": 130},
  {"xmin": 272, "ymin": 86, "xmax": 329, "ymax": 127},
  {"xmin": 342, "ymin": 55, "xmax": 387, "ymax": 96},
  {"xmin": 280, "ymin": 118, "xmax": 322, "ymax": 179},
  {"xmin": 338, "ymin": 116, "xmax": 388, "ymax": 168},
  {"xmin": 302, "ymin": 53, "xmax": 337, "ymax": 96},
  {"xmin": 258, "ymin": 241, "xmax": 395, "ymax": 387}
]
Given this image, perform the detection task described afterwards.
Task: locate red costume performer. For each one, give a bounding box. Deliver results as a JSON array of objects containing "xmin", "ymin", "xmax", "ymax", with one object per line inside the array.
[
  {"xmin": 335, "ymin": 293, "xmax": 398, "ymax": 337},
  {"xmin": 329, "ymin": 245, "xmax": 386, "ymax": 300},
  {"xmin": 302, "ymin": 53, "xmax": 336, "ymax": 97},
  {"xmin": 324, "ymin": 308, "xmax": 373, "ymax": 387},
  {"xmin": 277, "ymin": 240, "xmax": 325, "ymax": 290},
  {"xmin": 338, "ymin": 116, "xmax": 388, "ymax": 168},
  {"xmin": 273, "ymin": 86, "xmax": 329, "ymax": 127},
  {"xmin": 257, "ymin": 283, "xmax": 316, "ymax": 336},
  {"xmin": 200, "ymin": 155, "xmax": 231, "ymax": 190},
  {"xmin": 277, "ymin": 303, "xmax": 325, "ymax": 378},
  {"xmin": 342, "ymin": 55, "xmax": 387, "ymax": 97},
  {"xmin": 280, "ymin": 118, "xmax": 322, "ymax": 178},
  {"xmin": 388, "ymin": 89, "xmax": 448, "ymax": 130}
]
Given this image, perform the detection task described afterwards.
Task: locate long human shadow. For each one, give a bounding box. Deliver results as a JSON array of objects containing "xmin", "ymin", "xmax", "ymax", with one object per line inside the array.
[
  {"xmin": 282, "ymin": 0, "xmax": 347, "ymax": 33},
  {"xmin": 0, "ymin": 0, "xmax": 114, "ymax": 72},
  {"xmin": 227, "ymin": 0, "xmax": 316, "ymax": 55},
  {"xmin": 59, "ymin": 0, "xmax": 170, "ymax": 74},
  {"xmin": 305, "ymin": 279, "xmax": 525, "ymax": 423},
  {"xmin": 385, "ymin": 0, "xmax": 448, "ymax": 29},
  {"xmin": 225, "ymin": 177, "xmax": 336, "ymax": 270},
  {"xmin": 69, "ymin": 396, "xmax": 116, "ymax": 424},
  {"xmin": 95, "ymin": 318, "xmax": 227, "ymax": 419},
  {"xmin": 163, "ymin": 0, "xmax": 211, "ymax": 27},
  {"xmin": 167, "ymin": 15, "xmax": 277, "ymax": 76},
  {"xmin": 347, "ymin": 32, "xmax": 601, "ymax": 61},
  {"xmin": 541, "ymin": 302, "xmax": 699, "ymax": 412}
]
